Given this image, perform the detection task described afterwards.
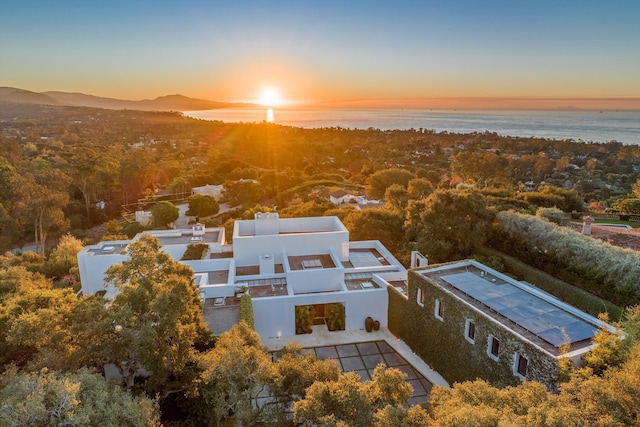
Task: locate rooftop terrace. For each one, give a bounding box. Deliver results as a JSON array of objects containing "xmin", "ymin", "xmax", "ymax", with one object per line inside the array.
[
  {"xmin": 342, "ymin": 248, "xmax": 390, "ymax": 268},
  {"xmin": 86, "ymin": 242, "xmax": 128, "ymax": 256},
  {"xmin": 147, "ymin": 230, "xmax": 220, "ymax": 246}
]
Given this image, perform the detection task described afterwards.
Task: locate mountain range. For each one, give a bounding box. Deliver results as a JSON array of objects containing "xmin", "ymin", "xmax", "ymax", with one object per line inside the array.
[{"xmin": 0, "ymin": 87, "xmax": 254, "ymax": 111}]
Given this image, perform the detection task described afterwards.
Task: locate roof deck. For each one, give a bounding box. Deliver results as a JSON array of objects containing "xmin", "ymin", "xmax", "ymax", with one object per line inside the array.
[
  {"xmin": 342, "ymin": 248, "xmax": 391, "ymax": 268},
  {"xmin": 345, "ymin": 271, "xmax": 396, "ymax": 291},
  {"xmin": 146, "ymin": 230, "xmax": 221, "ymax": 246},
  {"xmin": 420, "ymin": 262, "xmax": 601, "ymax": 355},
  {"xmin": 86, "ymin": 242, "xmax": 129, "ymax": 256},
  {"xmin": 288, "ymin": 254, "xmax": 336, "ymax": 271}
]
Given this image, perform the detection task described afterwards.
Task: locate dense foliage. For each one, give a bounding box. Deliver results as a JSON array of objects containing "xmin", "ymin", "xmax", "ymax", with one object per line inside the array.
[
  {"xmin": 492, "ymin": 211, "xmax": 640, "ymax": 306},
  {"xmin": 4, "ymin": 103, "xmax": 640, "ymax": 424}
]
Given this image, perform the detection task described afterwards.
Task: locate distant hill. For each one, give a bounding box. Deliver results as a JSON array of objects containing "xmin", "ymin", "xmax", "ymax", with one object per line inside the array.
[
  {"xmin": 0, "ymin": 87, "xmax": 254, "ymax": 111},
  {"xmin": 0, "ymin": 87, "xmax": 61, "ymax": 105}
]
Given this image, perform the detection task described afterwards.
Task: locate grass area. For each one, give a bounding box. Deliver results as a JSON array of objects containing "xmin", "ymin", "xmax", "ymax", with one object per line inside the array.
[{"xmin": 566, "ymin": 218, "xmax": 640, "ymax": 228}]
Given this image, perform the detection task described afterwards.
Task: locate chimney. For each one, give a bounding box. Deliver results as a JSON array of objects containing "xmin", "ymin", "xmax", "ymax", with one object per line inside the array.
[{"xmin": 582, "ymin": 215, "xmax": 594, "ymax": 235}]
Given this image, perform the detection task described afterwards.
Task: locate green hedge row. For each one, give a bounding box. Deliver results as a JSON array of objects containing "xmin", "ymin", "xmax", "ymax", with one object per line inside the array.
[
  {"xmin": 490, "ymin": 211, "xmax": 640, "ymax": 307},
  {"xmin": 478, "ymin": 247, "xmax": 624, "ymax": 321},
  {"xmin": 239, "ymin": 294, "xmax": 254, "ymax": 330}
]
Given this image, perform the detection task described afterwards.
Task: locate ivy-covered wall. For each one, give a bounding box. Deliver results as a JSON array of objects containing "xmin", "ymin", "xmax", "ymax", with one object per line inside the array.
[
  {"xmin": 402, "ymin": 269, "xmax": 560, "ymax": 391},
  {"xmin": 387, "ymin": 285, "xmax": 408, "ymax": 340}
]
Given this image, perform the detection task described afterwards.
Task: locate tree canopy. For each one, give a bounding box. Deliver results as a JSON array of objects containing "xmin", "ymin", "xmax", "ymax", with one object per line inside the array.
[{"xmin": 150, "ymin": 201, "xmax": 179, "ymax": 228}]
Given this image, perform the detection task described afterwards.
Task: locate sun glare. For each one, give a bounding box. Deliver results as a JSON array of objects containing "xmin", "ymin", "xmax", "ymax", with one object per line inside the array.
[{"xmin": 259, "ymin": 87, "xmax": 282, "ymax": 107}]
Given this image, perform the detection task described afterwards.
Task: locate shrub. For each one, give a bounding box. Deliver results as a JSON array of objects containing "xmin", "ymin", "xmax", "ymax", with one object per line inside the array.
[
  {"xmin": 181, "ymin": 243, "xmax": 208, "ymax": 260},
  {"xmin": 491, "ymin": 211, "xmax": 640, "ymax": 307},
  {"xmin": 536, "ymin": 207, "xmax": 564, "ymax": 225},
  {"xmin": 239, "ymin": 293, "xmax": 254, "ymax": 330},
  {"xmin": 326, "ymin": 303, "xmax": 345, "ymax": 331}
]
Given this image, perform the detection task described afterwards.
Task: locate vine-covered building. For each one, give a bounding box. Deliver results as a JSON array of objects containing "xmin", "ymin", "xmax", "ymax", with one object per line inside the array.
[{"xmin": 401, "ymin": 259, "xmax": 616, "ymax": 391}]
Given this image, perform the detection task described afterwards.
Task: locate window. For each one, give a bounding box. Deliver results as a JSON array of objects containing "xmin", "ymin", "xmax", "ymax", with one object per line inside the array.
[
  {"xmin": 488, "ymin": 335, "xmax": 500, "ymax": 360},
  {"xmin": 434, "ymin": 299, "xmax": 443, "ymax": 321},
  {"xmin": 465, "ymin": 320, "xmax": 476, "ymax": 343},
  {"xmin": 514, "ymin": 354, "xmax": 528, "ymax": 379},
  {"xmin": 417, "ymin": 288, "xmax": 425, "ymax": 307}
]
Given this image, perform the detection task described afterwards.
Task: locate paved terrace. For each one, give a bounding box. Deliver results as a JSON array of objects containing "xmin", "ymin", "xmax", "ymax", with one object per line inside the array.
[{"xmin": 262, "ymin": 326, "xmax": 449, "ymax": 400}]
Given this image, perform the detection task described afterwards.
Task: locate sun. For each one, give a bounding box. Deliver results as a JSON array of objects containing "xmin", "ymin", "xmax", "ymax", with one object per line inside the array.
[{"xmin": 258, "ymin": 86, "xmax": 282, "ymax": 107}]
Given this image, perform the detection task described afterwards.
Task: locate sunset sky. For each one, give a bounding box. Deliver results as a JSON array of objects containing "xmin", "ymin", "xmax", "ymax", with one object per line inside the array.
[{"xmin": 2, "ymin": 1, "xmax": 639, "ymax": 106}]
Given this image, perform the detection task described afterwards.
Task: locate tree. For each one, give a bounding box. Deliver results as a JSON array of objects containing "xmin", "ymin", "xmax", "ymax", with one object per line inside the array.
[
  {"xmin": 581, "ymin": 314, "xmax": 625, "ymax": 376},
  {"xmin": 150, "ymin": 201, "xmax": 179, "ymax": 228},
  {"xmin": 405, "ymin": 188, "xmax": 494, "ymax": 262},
  {"xmin": 373, "ymin": 404, "xmax": 431, "ymax": 427},
  {"xmin": 343, "ymin": 208, "xmax": 404, "ymax": 253},
  {"xmin": 407, "ymin": 178, "xmax": 435, "ymax": 200},
  {"xmin": 186, "ymin": 194, "xmax": 219, "ymax": 218},
  {"xmin": 0, "ymin": 367, "xmax": 160, "ymax": 426},
  {"xmin": 294, "ymin": 371, "xmax": 374, "ymax": 426},
  {"xmin": 293, "ymin": 364, "xmax": 413, "ymax": 427},
  {"xmin": 66, "ymin": 145, "xmax": 119, "ymax": 222},
  {"xmin": 385, "ymin": 184, "xmax": 409, "ymax": 212},
  {"xmin": 0, "ymin": 283, "xmax": 82, "ymax": 370},
  {"xmin": 451, "ymin": 151, "xmax": 510, "ymax": 186},
  {"xmin": 195, "ymin": 322, "xmax": 274, "ymax": 426},
  {"xmin": 104, "ymin": 234, "xmax": 211, "ymax": 393},
  {"xmin": 366, "ymin": 168, "xmax": 415, "ymax": 199},
  {"xmin": 615, "ymin": 198, "xmax": 640, "ymax": 215},
  {"xmin": 13, "ymin": 168, "xmax": 70, "ymax": 254},
  {"xmin": 46, "ymin": 233, "xmax": 84, "ymax": 280},
  {"xmin": 0, "ymin": 203, "xmax": 19, "ymax": 251}
]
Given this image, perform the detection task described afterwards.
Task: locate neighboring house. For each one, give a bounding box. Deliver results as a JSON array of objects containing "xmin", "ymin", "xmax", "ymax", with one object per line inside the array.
[
  {"xmin": 330, "ymin": 189, "xmax": 352, "ymax": 204},
  {"xmin": 135, "ymin": 210, "xmax": 153, "ymax": 226},
  {"xmin": 192, "ymin": 184, "xmax": 225, "ymax": 201},
  {"xmin": 78, "ymin": 213, "xmax": 407, "ymax": 339},
  {"xmin": 398, "ymin": 260, "xmax": 615, "ymax": 392}
]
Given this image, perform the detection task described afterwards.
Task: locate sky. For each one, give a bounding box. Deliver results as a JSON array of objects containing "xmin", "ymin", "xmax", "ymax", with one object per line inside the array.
[{"xmin": 2, "ymin": 0, "xmax": 640, "ymax": 106}]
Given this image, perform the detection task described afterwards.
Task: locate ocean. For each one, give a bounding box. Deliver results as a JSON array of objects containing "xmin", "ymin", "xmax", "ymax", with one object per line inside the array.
[{"xmin": 184, "ymin": 108, "xmax": 640, "ymax": 145}]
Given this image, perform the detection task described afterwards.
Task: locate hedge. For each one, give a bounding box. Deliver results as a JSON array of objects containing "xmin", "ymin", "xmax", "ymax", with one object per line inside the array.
[
  {"xmin": 239, "ymin": 294, "xmax": 254, "ymax": 330},
  {"xmin": 491, "ymin": 211, "xmax": 640, "ymax": 307}
]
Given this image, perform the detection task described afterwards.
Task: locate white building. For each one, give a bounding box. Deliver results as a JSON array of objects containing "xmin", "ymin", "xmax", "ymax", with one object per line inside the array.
[
  {"xmin": 192, "ymin": 184, "xmax": 225, "ymax": 201},
  {"xmin": 78, "ymin": 214, "xmax": 407, "ymax": 339}
]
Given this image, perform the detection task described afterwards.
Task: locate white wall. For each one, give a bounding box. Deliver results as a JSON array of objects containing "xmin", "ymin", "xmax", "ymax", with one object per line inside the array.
[
  {"xmin": 78, "ymin": 245, "xmax": 128, "ymax": 298},
  {"xmin": 252, "ymin": 288, "xmax": 388, "ymax": 339},
  {"xmin": 288, "ymin": 268, "xmax": 344, "ymax": 294},
  {"xmin": 234, "ymin": 233, "xmax": 348, "ymax": 266}
]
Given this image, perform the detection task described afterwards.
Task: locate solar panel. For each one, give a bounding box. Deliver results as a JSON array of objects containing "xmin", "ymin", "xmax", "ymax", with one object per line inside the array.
[{"xmin": 440, "ymin": 272, "xmax": 597, "ymax": 347}]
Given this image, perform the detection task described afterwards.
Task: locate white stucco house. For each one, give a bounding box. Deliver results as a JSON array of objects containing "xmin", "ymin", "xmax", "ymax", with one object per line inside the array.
[
  {"xmin": 192, "ymin": 184, "xmax": 225, "ymax": 201},
  {"xmin": 329, "ymin": 189, "xmax": 352, "ymax": 204},
  {"xmin": 78, "ymin": 213, "xmax": 407, "ymax": 339}
]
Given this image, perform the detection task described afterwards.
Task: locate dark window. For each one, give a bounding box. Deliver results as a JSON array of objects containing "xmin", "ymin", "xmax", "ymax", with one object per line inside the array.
[
  {"xmin": 490, "ymin": 337, "xmax": 500, "ymax": 356},
  {"xmin": 467, "ymin": 321, "xmax": 475, "ymax": 340},
  {"xmin": 436, "ymin": 300, "xmax": 443, "ymax": 318},
  {"xmin": 517, "ymin": 354, "xmax": 528, "ymax": 377}
]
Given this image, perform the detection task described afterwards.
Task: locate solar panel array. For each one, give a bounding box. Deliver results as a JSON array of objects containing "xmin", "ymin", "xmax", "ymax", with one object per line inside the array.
[{"xmin": 440, "ymin": 272, "xmax": 597, "ymax": 347}]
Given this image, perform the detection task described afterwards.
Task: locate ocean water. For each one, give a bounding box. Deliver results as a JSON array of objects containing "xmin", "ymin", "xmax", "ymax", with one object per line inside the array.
[{"xmin": 185, "ymin": 108, "xmax": 640, "ymax": 145}]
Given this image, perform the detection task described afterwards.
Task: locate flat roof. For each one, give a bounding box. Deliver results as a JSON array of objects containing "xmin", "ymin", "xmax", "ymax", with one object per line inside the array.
[
  {"xmin": 288, "ymin": 254, "xmax": 336, "ymax": 271},
  {"xmin": 149, "ymin": 230, "xmax": 220, "ymax": 246},
  {"xmin": 86, "ymin": 243, "xmax": 128, "ymax": 256},
  {"xmin": 420, "ymin": 262, "xmax": 601, "ymax": 353}
]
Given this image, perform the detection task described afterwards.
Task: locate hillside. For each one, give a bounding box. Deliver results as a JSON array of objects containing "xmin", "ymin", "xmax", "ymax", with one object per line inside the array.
[{"xmin": 0, "ymin": 87, "xmax": 254, "ymax": 111}]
